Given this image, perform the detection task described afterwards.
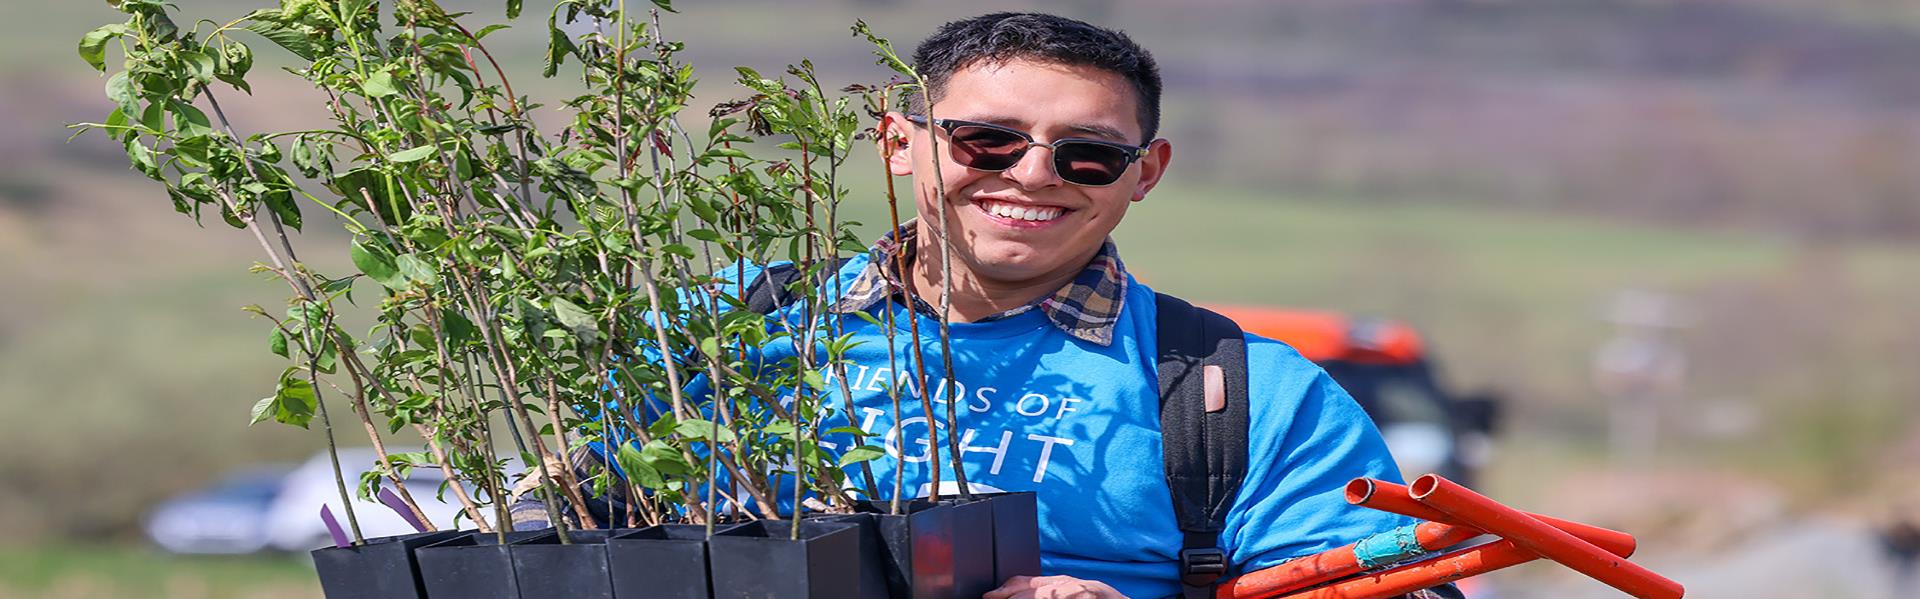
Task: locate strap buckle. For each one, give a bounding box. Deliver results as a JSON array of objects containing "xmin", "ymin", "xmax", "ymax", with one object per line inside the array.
[{"xmin": 1178, "ymin": 547, "xmax": 1228, "ymax": 587}]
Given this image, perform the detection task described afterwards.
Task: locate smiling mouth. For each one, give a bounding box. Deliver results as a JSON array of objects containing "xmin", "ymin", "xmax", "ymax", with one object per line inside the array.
[{"xmin": 976, "ymin": 198, "xmax": 1069, "ymax": 224}]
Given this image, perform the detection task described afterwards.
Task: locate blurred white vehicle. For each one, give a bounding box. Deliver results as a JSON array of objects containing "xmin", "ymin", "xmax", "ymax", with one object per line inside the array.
[
  {"xmin": 145, "ymin": 466, "xmax": 292, "ymax": 554},
  {"xmin": 263, "ymin": 448, "xmax": 487, "ymax": 551}
]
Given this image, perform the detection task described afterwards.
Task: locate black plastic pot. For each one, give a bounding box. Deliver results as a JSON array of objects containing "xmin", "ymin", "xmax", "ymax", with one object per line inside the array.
[
  {"xmin": 416, "ymin": 530, "xmax": 554, "ymax": 599},
  {"xmin": 979, "ymin": 491, "xmax": 1042, "ymax": 583},
  {"xmin": 807, "ymin": 511, "xmax": 903, "ymax": 599},
  {"xmin": 607, "ymin": 524, "xmax": 729, "ymax": 599},
  {"xmin": 941, "ymin": 497, "xmax": 999, "ymax": 597},
  {"xmin": 511, "ymin": 529, "xmax": 617, "ymax": 599},
  {"xmin": 706, "ymin": 519, "xmax": 864, "ymax": 598},
  {"xmin": 311, "ymin": 529, "xmax": 466, "ymax": 599},
  {"xmin": 817, "ymin": 496, "xmax": 1021, "ymax": 599}
]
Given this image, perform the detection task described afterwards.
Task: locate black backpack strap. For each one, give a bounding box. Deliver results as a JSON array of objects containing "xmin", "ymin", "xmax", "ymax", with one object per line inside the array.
[
  {"xmin": 1155, "ymin": 293, "xmax": 1250, "ymax": 599},
  {"xmin": 743, "ymin": 262, "xmax": 804, "ymax": 314}
]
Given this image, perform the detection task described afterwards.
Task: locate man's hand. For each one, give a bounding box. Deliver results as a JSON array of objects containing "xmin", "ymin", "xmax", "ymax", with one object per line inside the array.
[{"xmin": 982, "ymin": 575, "xmax": 1129, "ymax": 599}]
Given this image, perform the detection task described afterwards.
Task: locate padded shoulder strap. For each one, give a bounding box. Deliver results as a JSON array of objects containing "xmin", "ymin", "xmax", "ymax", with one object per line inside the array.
[
  {"xmin": 1155, "ymin": 293, "xmax": 1250, "ymax": 598},
  {"xmin": 743, "ymin": 263, "xmax": 804, "ymax": 314}
]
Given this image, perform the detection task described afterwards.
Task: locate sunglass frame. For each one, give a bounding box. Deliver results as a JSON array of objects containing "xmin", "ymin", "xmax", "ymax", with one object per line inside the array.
[{"xmin": 903, "ymin": 114, "xmax": 1151, "ymax": 187}]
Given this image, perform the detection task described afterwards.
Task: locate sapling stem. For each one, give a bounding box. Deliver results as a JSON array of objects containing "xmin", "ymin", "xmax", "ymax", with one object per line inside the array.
[
  {"xmin": 879, "ymin": 106, "xmax": 909, "ymax": 514},
  {"xmin": 916, "ymin": 87, "xmax": 973, "ymax": 501}
]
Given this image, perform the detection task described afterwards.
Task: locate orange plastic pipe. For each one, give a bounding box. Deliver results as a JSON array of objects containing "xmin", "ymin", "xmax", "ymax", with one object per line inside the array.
[
  {"xmin": 1346, "ymin": 479, "xmax": 1637, "ymax": 557},
  {"xmin": 1216, "ymin": 520, "xmax": 1482, "ymax": 598},
  {"xmin": 1409, "ymin": 475, "xmax": 1683, "ymax": 598},
  {"xmin": 1275, "ymin": 522, "xmax": 1640, "ymax": 599},
  {"xmin": 1275, "ymin": 539, "xmax": 1538, "ymax": 599}
]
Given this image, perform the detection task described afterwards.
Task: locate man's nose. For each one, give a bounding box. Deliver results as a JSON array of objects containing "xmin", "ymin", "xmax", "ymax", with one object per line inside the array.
[{"xmin": 1004, "ymin": 145, "xmax": 1062, "ymax": 190}]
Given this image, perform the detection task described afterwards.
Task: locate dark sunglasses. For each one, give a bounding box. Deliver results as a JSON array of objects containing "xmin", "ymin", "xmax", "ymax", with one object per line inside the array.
[{"xmin": 904, "ymin": 114, "xmax": 1150, "ymax": 187}]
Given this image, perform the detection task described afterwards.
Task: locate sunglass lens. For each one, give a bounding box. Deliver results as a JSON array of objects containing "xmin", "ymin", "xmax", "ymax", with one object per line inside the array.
[
  {"xmin": 949, "ymin": 125, "xmax": 1028, "ymax": 171},
  {"xmin": 1054, "ymin": 142, "xmax": 1131, "ymax": 186}
]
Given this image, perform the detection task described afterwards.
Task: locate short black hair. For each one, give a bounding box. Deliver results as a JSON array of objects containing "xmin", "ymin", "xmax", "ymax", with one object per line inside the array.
[{"xmin": 909, "ymin": 12, "xmax": 1162, "ymax": 142}]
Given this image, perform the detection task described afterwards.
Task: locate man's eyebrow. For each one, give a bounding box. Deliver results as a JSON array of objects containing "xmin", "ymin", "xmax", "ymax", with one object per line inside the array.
[{"xmin": 1063, "ymin": 123, "xmax": 1132, "ymax": 143}]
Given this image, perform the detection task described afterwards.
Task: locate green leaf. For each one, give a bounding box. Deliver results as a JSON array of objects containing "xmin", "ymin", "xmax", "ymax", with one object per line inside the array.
[
  {"xmin": 350, "ymin": 240, "xmax": 404, "ymax": 288},
  {"xmin": 838, "ymin": 445, "xmax": 887, "ymax": 468},
  {"xmin": 686, "ymin": 197, "xmax": 719, "ymax": 223},
  {"xmin": 674, "ymin": 418, "xmax": 737, "ymax": 444},
  {"xmin": 388, "ymin": 144, "xmax": 436, "ymax": 163},
  {"xmin": 763, "ymin": 420, "xmax": 796, "ymax": 438},
  {"xmin": 219, "ymin": 40, "xmax": 254, "ymax": 81},
  {"xmin": 169, "ymin": 100, "xmax": 212, "ymax": 138},
  {"xmin": 641, "ymin": 441, "xmax": 693, "ymax": 476},
  {"xmin": 260, "ymin": 183, "xmax": 301, "ymax": 231},
  {"xmin": 824, "ymin": 426, "xmax": 869, "ymax": 437},
  {"xmin": 181, "ymin": 49, "xmax": 216, "ymax": 85},
  {"xmin": 331, "ymin": 167, "xmax": 410, "ymax": 226},
  {"xmin": 650, "ymin": 0, "xmax": 674, "ymax": 12},
  {"xmin": 550, "ymin": 297, "xmax": 594, "ymax": 332},
  {"xmin": 241, "ymin": 17, "xmax": 319, "ymax": 61},
  {"xmin": 249, "ymin": 396, "xmax": 278, "ymax": 425},
  {"xmin": 616, "ymin": 444, "xmax": 664, "ymax": 488},
  {"xmin": 505, "ymin": 0, "xmax": 523, "ymax": 18},
  {"xmin": 139, "ymin": 103, "xmax": 164, "ymax": 134},
  {"xmin": 441, "ymin": 308, "xmax": 476, "ymax": 345},
  {"xmin": 409, "ymin": 324, "xmax": 437, "ymax": 350},
  {"xmin": 269, "ymin": 327, "xmax": 289, "ymax": 358},
  {"xmin": 258, "ymin": 367, "xmax": 318, "ymax": 428},
  {"xmin": 124, "ymin": 140, "xmax": 158, "ymax": 178},
  {"xmin": 105, "ymin": 72, "xmax": 137, "ymax": 116},
  {"xmin": 541, "ymin": 16, "xmax": 575, "ymax": 78},
  {"xmin": 707, "ymin": 117, "xmax": 738, "ymax": 140},
  {"xmin": 315, "ymin": 336, "xmax": 338, "ymax": 374},
  {"xmin": 363, "ymin": 70, "xmax": 399, "ymax": 98},
  {"xmin": 79, "ymin": 24, "xmax": 125, "ymax": 72},
  {"xmin": 802, "ymin": 370, "xmax": 827, "ymax": 391},
  {"xmin": 396, "ymin": 254, "xmax": 439, "ymax": 286}
]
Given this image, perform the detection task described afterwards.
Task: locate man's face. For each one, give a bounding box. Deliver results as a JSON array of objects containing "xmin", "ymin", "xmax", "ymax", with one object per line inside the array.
[{"xmin": 883, "ymin": 58, "xmax": 1173, "ymax": 287}]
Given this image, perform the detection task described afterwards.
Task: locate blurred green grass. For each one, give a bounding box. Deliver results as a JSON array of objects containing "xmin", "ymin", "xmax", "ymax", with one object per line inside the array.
[{"xmin": 0, "ymin": 544, "xmax": 317, "ymax": 599}]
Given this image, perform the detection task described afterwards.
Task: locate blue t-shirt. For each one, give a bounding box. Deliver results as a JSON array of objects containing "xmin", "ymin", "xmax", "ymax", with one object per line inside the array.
[{"xmin": 703, "ymin": 253, "xmax": 1415, "ymax": 599}]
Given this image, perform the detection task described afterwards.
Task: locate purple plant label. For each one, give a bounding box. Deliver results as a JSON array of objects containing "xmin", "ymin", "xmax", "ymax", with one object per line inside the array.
[
  {"xmin": 379, "ymin": 487, "xmax": 429, "ymax": 532},
  {"xmin": 320, "ymin": 505, "xmax": 350, "ymax": 548}
]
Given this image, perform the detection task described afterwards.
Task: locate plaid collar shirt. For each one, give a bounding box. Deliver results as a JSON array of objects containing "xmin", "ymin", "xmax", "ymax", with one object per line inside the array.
[{"xmin": 825, "ymin": 221, "xmax": 1130, "ymax": 347}]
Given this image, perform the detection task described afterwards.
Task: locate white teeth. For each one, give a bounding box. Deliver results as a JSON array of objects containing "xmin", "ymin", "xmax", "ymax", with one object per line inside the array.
[{"xmin": 984, "ymin": 201, "xmax": 1063, "ymax": 222}]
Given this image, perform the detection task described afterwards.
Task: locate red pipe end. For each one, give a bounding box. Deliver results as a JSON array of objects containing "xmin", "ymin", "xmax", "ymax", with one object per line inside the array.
[
  {"xmin": 1344, "ymin": 478, "xmax": 1378, "ymax": 505},
  {"xmin": 1409, "ymin": 473, "xmax": 1442, "ymax": 498}
]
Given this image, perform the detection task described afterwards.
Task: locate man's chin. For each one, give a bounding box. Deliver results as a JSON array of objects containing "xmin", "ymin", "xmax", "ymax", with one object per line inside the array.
[{"xmin": 964, "ymin": 255, "xmax": 1071, "ymax": 285}]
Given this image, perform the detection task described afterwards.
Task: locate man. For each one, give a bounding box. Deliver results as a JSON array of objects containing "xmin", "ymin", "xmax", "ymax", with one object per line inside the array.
[
  {"xmin": 530, "ymin": 12, "xmax": 1454, "ymax": 599},
  {"xmin": 832, "ymin": 13, "xmax": 1444, "ymax": 599}
]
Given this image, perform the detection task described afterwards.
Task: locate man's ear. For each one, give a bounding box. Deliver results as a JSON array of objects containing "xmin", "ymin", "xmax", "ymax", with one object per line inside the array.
[
  {"xmin": 878, "ymin": 111, "xmax": 917, "ymax": 177},
  {"xmin": 1131, "ymin": 138, "xmax": 1173, "ymax": 202}
]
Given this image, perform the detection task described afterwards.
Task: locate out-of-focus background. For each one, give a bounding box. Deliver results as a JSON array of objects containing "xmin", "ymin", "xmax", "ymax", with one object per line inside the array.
[{"xmin": 5, "ymin": 0, "xmax": 1920, "ymax": 597}]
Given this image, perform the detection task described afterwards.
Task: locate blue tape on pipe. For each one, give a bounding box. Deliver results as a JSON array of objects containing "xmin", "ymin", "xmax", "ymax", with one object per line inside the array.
[{"xmin": 1353, "ymin": 524, "xmax": 1427, "ymax": 569}]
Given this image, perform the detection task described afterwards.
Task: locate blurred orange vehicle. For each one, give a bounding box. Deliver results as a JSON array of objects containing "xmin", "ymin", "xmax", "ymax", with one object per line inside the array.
[{"xmin": 1205, "ymin": 306, "xmax": 1502, "ymax": 486}]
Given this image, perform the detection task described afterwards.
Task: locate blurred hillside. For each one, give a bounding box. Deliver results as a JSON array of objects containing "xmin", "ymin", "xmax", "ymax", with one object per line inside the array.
[
  {"xmin": 3, "ymin": 0, "xmax": 1920, "ymax": 578},
  {"xmin": 15, "ymin": 0, "xmax": 1920, "ymax": 234}
]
